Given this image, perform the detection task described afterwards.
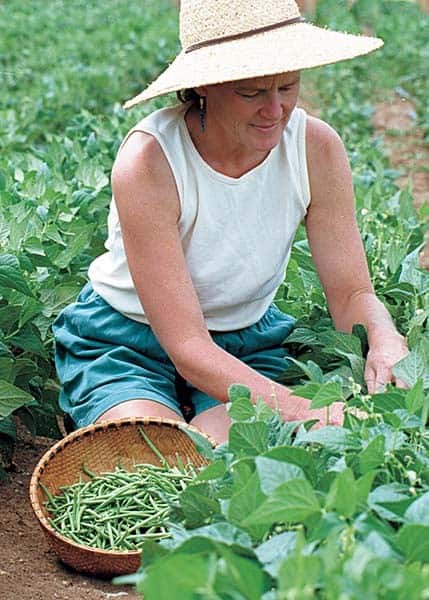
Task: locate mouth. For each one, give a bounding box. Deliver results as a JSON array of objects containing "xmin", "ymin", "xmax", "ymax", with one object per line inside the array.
[{"xmin": 251, "ymin": 122, "xmax": 280, "ymax": 132}]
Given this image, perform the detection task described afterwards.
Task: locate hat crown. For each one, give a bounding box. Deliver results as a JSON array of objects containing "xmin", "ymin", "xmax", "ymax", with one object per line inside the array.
[{"xmin": 180, "ymin": 0, "xmax": 301, "ymax": 50}]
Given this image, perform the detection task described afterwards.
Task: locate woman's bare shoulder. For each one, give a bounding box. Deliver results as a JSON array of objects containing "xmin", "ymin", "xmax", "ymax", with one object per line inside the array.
[
  {"xmin": 305, "ymin": 114, "xmax": 349, "ymax": 180},
  {"xmin": 112, "ymin": 130, "xmax": 170, "ymax": 184},
  {"xmin": 305, "ymin": 114, "xmax": 344, "ymax": 156},
  {"xmin": 111, "ymin": 129, "xmax": 179, "ymax": 218}
]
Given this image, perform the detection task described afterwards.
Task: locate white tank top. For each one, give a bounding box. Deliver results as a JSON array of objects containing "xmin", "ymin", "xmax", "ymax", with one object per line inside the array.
[{"xmin": 88, "ymin": 103, "xmax": 311, "ymax": 331}]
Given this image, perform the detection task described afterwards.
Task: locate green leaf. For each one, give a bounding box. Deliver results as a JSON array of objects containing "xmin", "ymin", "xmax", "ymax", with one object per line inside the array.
[
  {"xmin": 18, "ymin": 297, "xmax": 44, "ymax": 328},
  {"xmin": 141, "ymin": 553, "xmax": 211, "ymax": 599},
  {"xmin": 294, "ymin": 381, "xmax": 344, "ymax": 409},
  {"xmin": 0, "ymin": 416, "xmax": 17, "ymax": 440},
  {"xmin": 309, "ymin": 511, "xmax": 345, "ymax": 544},
  {"xmin": 372, "ymin": 389, "xmax": 407, "ymax": 412},
  {"xmin": 195, "ymin": 460, "xmax": 226, "ymax": 482},
  {"xmin": 229, "ymin": 421, "xmax": 269, "ymax": 457},
  {"xmin": 180, "ymin": 483, "xmax": 221, "ymax": 528},
  {"xmin": 75, "ymin": 161, "xmax": 109, "ymax": 192},
  {"xmin": 277, "ymin": 553, "xmax": 321, "ymax": 594},
  {"xmin": 0, "ymin": 357, "xmax": 15, "ymax": 383},
  {"xmin": 215, "ymin": 548, "xmax": 270, "ymax": 600},
  {"xmin": 174, "ymin": 522, "xmax": 253, "ymax": 551},
  {"xmin": 325, "ymin": 468, "xmax": 357, "ymax": 519},
  {"xmin": 45, "ymin": 223, "xmax": 65, "ymax": 245},
  {"xmin": 140, "ymin": 539, "xmax": 171, "ymax": 568},
  {"xmin": 228, "ymin": 383, "xmax": 252, "ymax": 403},
  {"xmin": 368, "ymin": 484, "xmax": 412, "ymax": 523},
  {"xmin": 227, "ymin": 397, "xmax": 256, "ymax": 421},
  {"xmin": 263, "ymin": 446, "xmax": 317, "ymax": 485},
  {"xmin": 0, "ymin": 170, "xmax": 6, "ymax": 191},
  {"xmin": 243, "ymin": 478, "xmax": 320, "ymax": 527},
  {"xmin": 24, "ymin": 236, "xmax": 45, "ymax": 256},
  {"xmin": 361, "ymin": 530, "xmax": 398, "ymax": 561},
  {"xmin": 179, "ymin": 424, "xmax": 215, "ymax": 460},
  {"xmin": 320, "ymin": 330, "xmax": 363, "ymax": 357},
  {"xmin": 0, "ymin": 254, "xmax": 33, "ymax": 297},
  {"xmin": 369, "ymin": 423, "xmax": 407, "ymax": 452},
  {"xmin": 39, "ymin": 283, "xmax": 81, "ymax": 317},
  {"xmin": 255, "ymin": 531, "xmax": 297, "ymax": 577},
  {"xmin": 295, "ymin": 426, "xmax": 361, "ymax": 453},
  {"xmin": 336, "ymin": 351, "xmax": 366, "ymax": 385},
  {"xmin": 405, "ymin": 379, "xmax": 425, "ymax": 413},
  {"xmin": 288, "ymin": 358, "xmax": 324, "ymax": 383},
  {"xmin": 10, "ymin": 323, "xmax": 46, "ymax": 357},
  {"xmin": 254, "ymin": 397, "xmax": 276, "ymax": 421},
  {"xmin": 386, "ymin": 241, "xmax": 406, "ymax": 275},
  {"xmin": 353, "ymin": 512, "xmax": 396, "ymax": 547},
  {"xmin": 0, "ymin": 381, "xmax": 35, "ymax": 418},
  {"xmin": 393, "ymin": 349, "xmax": 429, "ymax": 389},
  {"xmin": 52, "ymin": 229, "xmax": 91, "ymax": 269},
  {"xmin": 230, "ymin": 459, "xmax": 254, "ymax": 494},
  {"xmin": 228, "ymin": 472, "xmax": 266, "ymax": 540},
  {"xmin": 399, "ymin": 246, "xmax": 427, "ymax": 292},
  {"xmin": 284, "ymin": 327, "xmax": 322, "ymax": 346},
  {"xmin": 404, "ymin": 492, "xmax": 429, "ymax": 526},
  {"xmin": 359, "ymin": 435, "xmax": 385, "ymax": 474},
  {"xmin": 396, "ymin": 524, "xmax": 429, "ymax": 562},
  {"xmin": 255, "ymin": 456, "xmax": 304, "ymax": 495}
]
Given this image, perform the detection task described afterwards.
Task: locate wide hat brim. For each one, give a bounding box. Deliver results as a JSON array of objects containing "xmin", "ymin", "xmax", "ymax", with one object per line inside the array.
[{"xmin": 124, "ymin": 22, "xmax": 383, "ymax": 108}]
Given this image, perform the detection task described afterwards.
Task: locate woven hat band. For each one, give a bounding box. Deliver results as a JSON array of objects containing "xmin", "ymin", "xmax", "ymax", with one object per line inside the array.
[
  {"xmin": 180, "ymin": 0, "xmax": 301, "ymax": 48},
  {"xmin": 185, "ymin": 16, "xmax": 306, "ymax": 53}
]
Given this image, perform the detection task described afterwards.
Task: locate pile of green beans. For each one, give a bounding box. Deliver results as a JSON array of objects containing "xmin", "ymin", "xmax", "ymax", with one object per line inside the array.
[{"xmin": 41, "ymin": 462, "xmax": 196, "ymax": 551}]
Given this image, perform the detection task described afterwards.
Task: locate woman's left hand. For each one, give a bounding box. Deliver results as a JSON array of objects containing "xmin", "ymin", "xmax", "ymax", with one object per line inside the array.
[{"xmin": 364, "ymin": 334, "xmax": 409, "ymax": 394}]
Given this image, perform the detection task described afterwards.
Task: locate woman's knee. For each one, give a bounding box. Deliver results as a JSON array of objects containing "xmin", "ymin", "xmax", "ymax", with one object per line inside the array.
[
  {"xmin": 95, "ymin": 399, "xmax": 185, "ymax": 422},
  {"xmin": 190, "ymin": 403, "xmax": 231, "ymax": 445}
]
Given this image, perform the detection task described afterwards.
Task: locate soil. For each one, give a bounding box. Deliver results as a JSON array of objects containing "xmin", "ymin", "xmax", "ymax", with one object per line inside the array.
[
  {"xmin": 0, "ymin": 431, "xmax": 141, "ymax": 600},
  {"xmin": 372, "ymin": 93, "xmax": 429, "ymax": 269}
]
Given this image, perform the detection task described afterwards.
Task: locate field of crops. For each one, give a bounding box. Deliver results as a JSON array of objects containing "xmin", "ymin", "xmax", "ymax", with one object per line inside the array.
[{"xmin": 0, "ymin": 0, "xmax": 428, "ymax": 598}]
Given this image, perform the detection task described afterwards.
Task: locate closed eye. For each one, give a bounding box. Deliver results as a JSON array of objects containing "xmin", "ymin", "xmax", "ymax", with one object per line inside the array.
[
  {"xmin": 237, "ymin": 85, "xmax": 295, "ymax": 98},
  {"xmin": 236, "ymin": 91, "xmax": 260, "ymax": 98}
]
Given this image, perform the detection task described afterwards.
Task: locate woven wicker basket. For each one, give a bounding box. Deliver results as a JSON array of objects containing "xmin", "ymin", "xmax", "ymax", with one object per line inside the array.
[{"xmin": 29, "ymin": 417, "xmax": 215, "ymax": 576}]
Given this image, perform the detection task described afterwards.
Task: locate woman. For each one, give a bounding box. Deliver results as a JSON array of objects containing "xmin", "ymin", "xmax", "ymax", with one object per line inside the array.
[{"xmin": 53, "ymin": 0, "xmax": 408, "ymax": 444}]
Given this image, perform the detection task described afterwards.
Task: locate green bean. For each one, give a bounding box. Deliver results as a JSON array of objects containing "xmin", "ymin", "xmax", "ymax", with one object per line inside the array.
[
  {"xmin": 42, "ymin": 461, "xmax": 196, "ymax": 551},
  {"xmin": 39, "ymin": 481, "xmax": 55, "ymax": 503},
  {"xmin": 138, "ymin": 427, "xmax": 170, "ymax": 468},
  {"xmin": 81, "ymin": 463, "xmax": 97, "ymax": 479}
]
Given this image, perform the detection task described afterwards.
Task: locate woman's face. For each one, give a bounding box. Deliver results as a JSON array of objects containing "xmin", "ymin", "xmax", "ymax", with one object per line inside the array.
[{"xmin": 199, "ymin": 71, "xmax": 301, "ymax": 155}]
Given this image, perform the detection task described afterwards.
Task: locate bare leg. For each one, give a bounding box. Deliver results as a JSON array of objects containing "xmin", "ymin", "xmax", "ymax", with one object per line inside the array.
[
  {"xmin": 190, "ymin": 404, "xmax": 231, "ymax": 445},
  {"xmin": 96, "ymin": 399, "xmax": 185, "ymax": 423}
]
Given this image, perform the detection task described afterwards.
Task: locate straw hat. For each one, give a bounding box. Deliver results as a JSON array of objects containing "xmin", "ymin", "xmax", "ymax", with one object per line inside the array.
[{"xmin": 124, "ymin": 0, "xmax": 383, "ymax": 108}]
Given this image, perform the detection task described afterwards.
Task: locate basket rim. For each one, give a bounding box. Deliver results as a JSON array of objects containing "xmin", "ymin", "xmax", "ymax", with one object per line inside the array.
[{"xmin": 29, "ymin": 415, "xmax": 215, "ymax": 556}]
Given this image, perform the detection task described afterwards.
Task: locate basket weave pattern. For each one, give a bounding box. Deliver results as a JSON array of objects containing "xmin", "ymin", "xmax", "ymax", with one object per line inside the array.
[
  {"xmin": 29, "ymin": 417, "xmax": 214, "ymax": 576},
  {"xmin": 180, "ymin": 0, "xmax": 300, "ymax": 47}
]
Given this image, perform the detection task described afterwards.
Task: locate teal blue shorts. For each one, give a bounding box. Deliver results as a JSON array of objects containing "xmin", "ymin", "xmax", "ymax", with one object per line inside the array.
[{"xmin": 53, "ymin": 284, "xmax": 295, "ymax": 428}]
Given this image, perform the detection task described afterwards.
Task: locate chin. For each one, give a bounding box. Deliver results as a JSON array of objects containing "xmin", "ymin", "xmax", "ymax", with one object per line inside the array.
[{"xmin": 253, "ymin": 137, "xmax": 281, "ymax": 153}]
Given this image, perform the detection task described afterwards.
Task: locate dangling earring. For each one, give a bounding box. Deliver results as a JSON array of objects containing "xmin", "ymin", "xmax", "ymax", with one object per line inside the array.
[{"xmin": 199, "ymin": 96, "xmax": 207, "ymax": 133}]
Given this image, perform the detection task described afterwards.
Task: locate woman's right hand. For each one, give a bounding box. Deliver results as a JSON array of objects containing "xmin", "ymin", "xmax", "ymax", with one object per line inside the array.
[{"xmin": 274, "ymin": 390, "xmax": 345, "ymax": 428}]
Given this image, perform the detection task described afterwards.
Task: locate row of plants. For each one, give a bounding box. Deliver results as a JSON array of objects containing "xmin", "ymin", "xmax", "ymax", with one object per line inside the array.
[
  {"xmin": 117, "ymin": 380, "xmax": 429, "ymax": 599},
  {"xmin": 0, "ymin": 0, "xmax": 178, "ymax": 469}
]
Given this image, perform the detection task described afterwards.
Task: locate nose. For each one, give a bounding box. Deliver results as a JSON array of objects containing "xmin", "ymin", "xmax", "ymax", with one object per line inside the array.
[{"xmin": 259, "ymin": 92, "xmax": 283, "ymax": 121}]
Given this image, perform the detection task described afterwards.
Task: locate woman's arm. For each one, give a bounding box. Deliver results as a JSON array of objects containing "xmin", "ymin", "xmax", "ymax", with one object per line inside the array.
[
  {"xmin": 305, "ymin": 116, "xmax": 408, "ymax": 392},
  {"xmin": 111, "ymin": 131, "xmax": 342, "ymax": 423}
]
